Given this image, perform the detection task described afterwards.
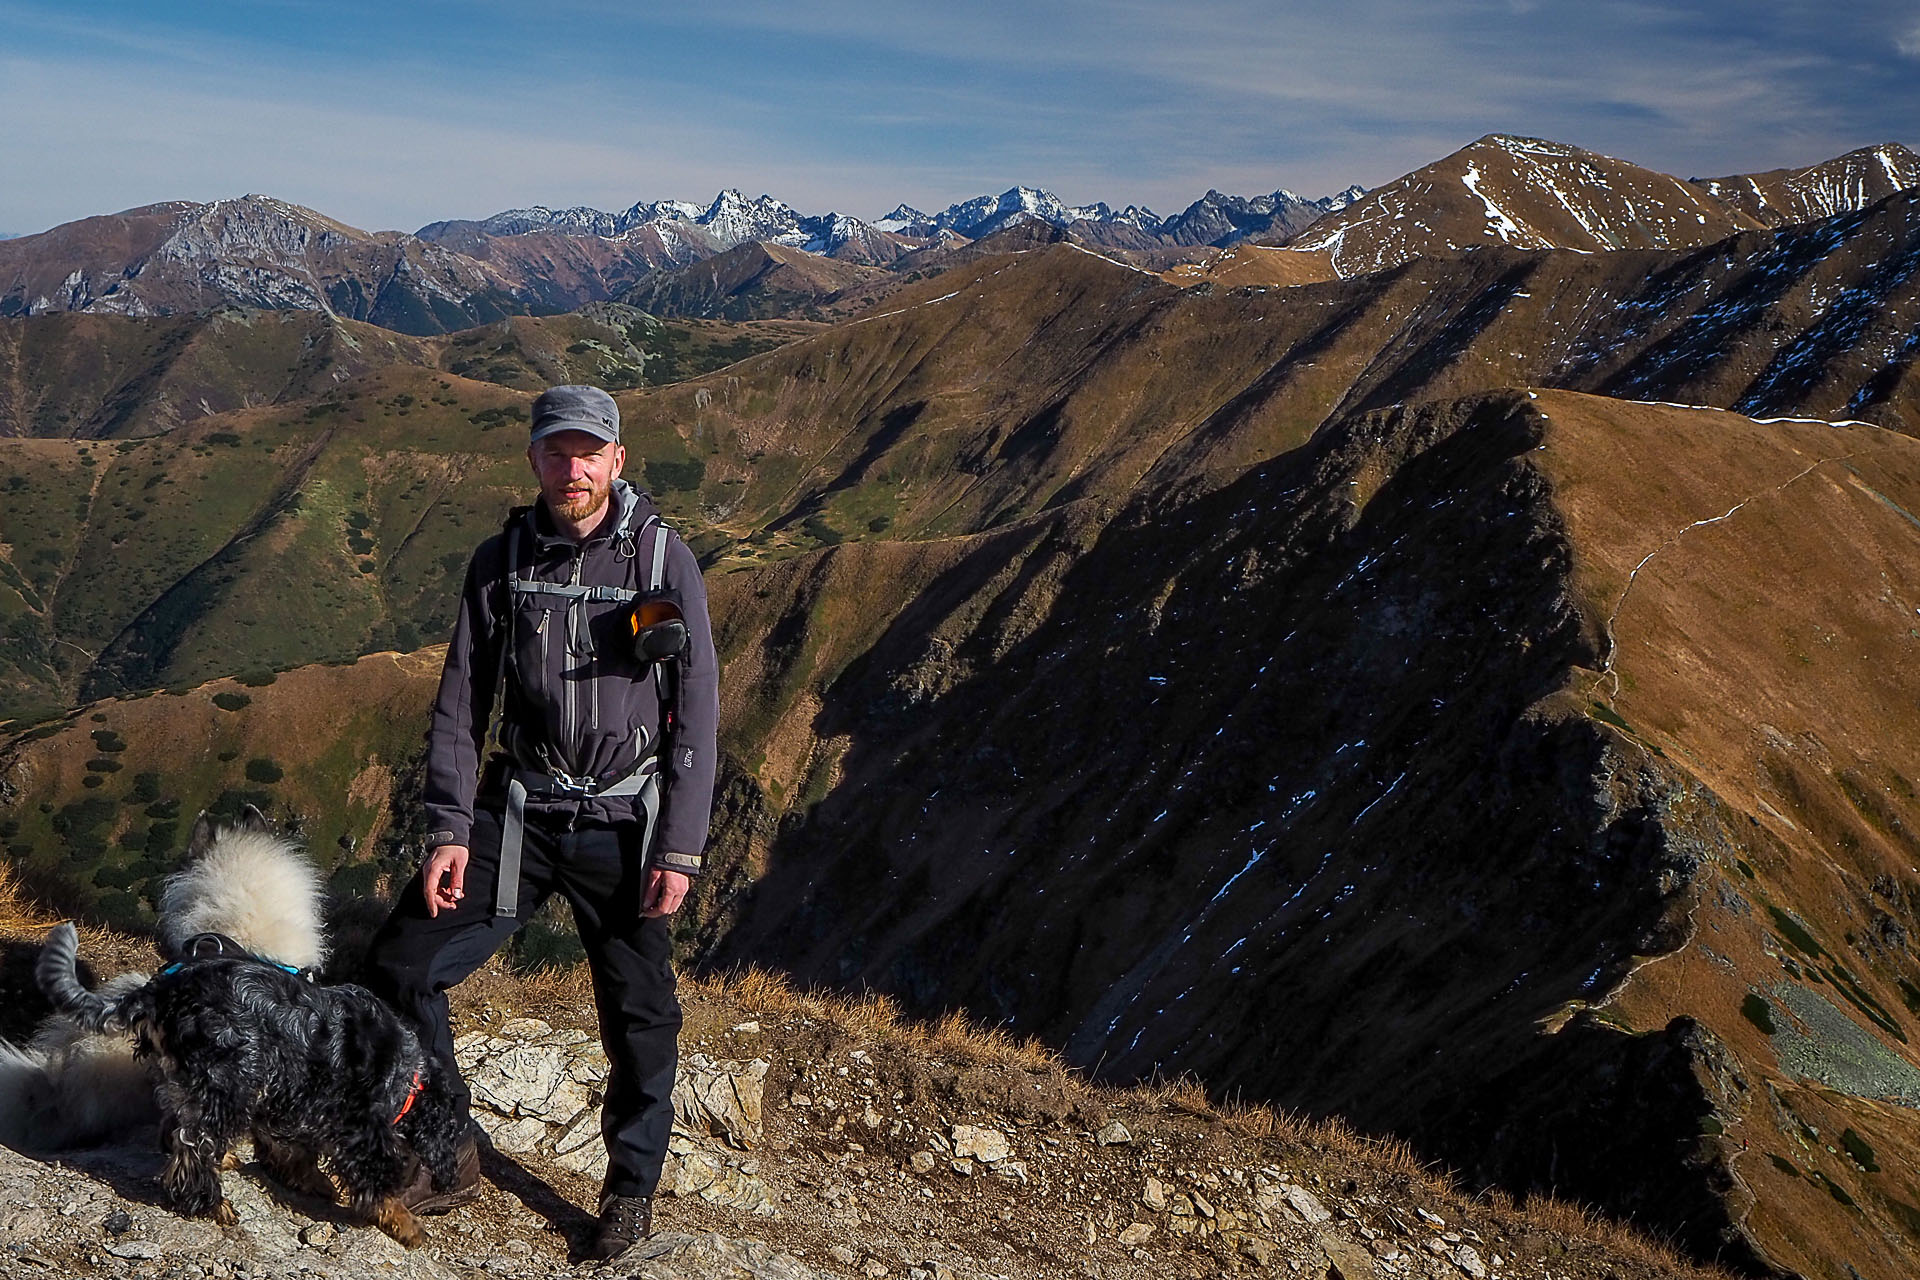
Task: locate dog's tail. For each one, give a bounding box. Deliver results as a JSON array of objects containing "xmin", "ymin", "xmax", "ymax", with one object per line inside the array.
[{"xmin": 37, "ymin": 923, "xmax": 146, "ymax": 1036}]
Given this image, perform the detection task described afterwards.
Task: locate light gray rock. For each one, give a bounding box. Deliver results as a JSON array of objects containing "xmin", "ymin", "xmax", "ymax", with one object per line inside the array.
[
  {"xmin": 1094, "ymin": 1120, "xmax": 1133, "ymax": 1147},
  {"xmin": 950, "ymin": 1124, "xmax": 1011, "ymax": 1164},
  {"xmin": 1280, "ymin": 1183, "xmax": 1332, "ymax": 1224},
  {"xmin": 610, "ymin": 1231, "xmax": 833, "ymax": 1279},
  {"xmin": 1452, "ymin": 1242, "xmax": 1489, "ymax": 1278},
  {"xmin": 659, "ymin": 1146, "xmax": 777, "ymax": 1216},
  {"xmin": 673, "ymin": 1054, "xmax": 769, "ymax": 1150}
]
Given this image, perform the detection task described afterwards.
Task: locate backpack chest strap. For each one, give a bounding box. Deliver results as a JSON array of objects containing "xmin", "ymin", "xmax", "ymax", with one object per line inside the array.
[{"xmin": 509, "ymin": 578, "xmax": 641, "ymax": 605}]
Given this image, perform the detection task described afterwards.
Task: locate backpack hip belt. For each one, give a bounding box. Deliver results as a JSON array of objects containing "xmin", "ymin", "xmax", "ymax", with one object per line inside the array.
[{"xmin": 495, "ymin": 756, "xmax": 660, "ymax": 919}]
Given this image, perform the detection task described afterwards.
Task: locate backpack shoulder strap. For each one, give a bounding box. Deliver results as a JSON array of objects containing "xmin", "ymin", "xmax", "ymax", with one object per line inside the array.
[
  {"xmin": 646, "ymin": 516, "xmax": 670, "ymax": 593},
  {"xmin": 483, "ymin": 517, "xmax": 525, "ymax": 758}
]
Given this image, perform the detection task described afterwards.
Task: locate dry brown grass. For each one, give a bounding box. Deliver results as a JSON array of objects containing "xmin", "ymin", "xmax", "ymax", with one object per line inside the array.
[
  {"xmin": 701, "ymin": 965, "xmax": 1057, "ymax": 1070},
  {"xmin": 1516, "ymin": 1194, "xmax": 1736, "ymax": 1279},
  {"xmin": 0, "ymin": 862, "xmax": 55, "ymax": 938},
  {"xmin": 699, "ymin": 964, "xmax": 1737, "ymax": 1274},
  {"xmin": 518, "ymin": 959, "xmax": 596, "ymax": 1009}
]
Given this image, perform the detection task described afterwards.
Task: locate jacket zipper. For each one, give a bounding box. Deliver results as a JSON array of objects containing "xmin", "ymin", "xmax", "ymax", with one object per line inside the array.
[{"xmin": 564, "ymin": 550, "xmax": 583, "ymax": 772}]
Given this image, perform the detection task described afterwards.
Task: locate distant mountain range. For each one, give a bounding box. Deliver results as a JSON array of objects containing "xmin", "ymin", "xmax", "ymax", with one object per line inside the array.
[
  {"xmin": 421, "ymin": 181, "xmax": 1370, "ymax": 259},
  {"xmin": 0, "ymin": 137, "xmax": 1913, "ymax": 336}
]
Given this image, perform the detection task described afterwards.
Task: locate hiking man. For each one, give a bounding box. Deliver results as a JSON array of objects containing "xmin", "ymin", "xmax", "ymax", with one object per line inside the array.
[{"xmin": 367, "ymin": 384, "xmax": 718, "ymax": 1259}]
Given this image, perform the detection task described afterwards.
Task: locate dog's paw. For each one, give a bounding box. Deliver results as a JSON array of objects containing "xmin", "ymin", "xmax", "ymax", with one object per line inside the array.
[
  {"xmin": 371, "ymin": 1198, "xmax": 425, "ymax": 1249},
  {"xmin": 212, "ymin": 1200, "xmax": 238, "ymax": 1228}
]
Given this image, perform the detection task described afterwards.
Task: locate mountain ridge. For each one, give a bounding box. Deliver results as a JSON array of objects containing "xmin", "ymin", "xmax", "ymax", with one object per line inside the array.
[{"xmin": 6, "ymin": 134, "xmax": 1914, "ymax": 334}]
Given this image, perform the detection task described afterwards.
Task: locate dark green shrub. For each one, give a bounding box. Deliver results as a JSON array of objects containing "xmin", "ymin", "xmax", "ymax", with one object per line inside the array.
[
  {"xmin": 244, "ymin": 758, "xmax": 284, "ymax": 785},
  {"xmin": 212, "ymin": 691, "xmax": 252, "ymax": 712},
  {"xmin": 1768, "ymin": 906, "xmax": 1824, "ymax": 957},
  {"xmin": 644, "ymin": 458, "xmax": 705, "ymax": 493},
  {"xmin": 1842, "ymin": 1128, "xmax": 1880, "ymax": 1172}
]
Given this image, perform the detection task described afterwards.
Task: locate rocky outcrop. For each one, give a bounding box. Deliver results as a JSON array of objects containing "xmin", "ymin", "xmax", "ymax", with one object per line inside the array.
[{"xmin": 458, "ymin": 1017, "xmax": 776, "ymax": 1215}]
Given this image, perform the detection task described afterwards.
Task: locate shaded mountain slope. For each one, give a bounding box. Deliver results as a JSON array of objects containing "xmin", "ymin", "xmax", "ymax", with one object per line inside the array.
[{"xmin": 700, "ymin": 389, "xmax": 1920, "ymax": 1278}]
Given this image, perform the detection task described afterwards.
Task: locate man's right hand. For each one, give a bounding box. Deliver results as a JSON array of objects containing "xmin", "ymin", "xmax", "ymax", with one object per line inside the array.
[{"xmin": 423, "ymin": 844, "xmax": 470, "ymax": 917}]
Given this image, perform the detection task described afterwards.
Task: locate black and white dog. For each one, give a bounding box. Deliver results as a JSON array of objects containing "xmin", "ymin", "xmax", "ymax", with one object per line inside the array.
[
  {"xmin": 9, "ymin": 811, "xmax": 471, "ymax": 1247},
  {"xmin": 0, "ymin": 809, "xmax": 327, "ymax": 1153}
]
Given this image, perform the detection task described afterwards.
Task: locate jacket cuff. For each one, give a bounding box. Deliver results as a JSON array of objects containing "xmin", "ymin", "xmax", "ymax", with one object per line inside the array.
[
  {"xmin": 424, "ymin": 826, "xmax": 468, "ymax": 850},
  {"xmin": 654, "ymin": 850, "xmax": 704, "ymax": 877}
]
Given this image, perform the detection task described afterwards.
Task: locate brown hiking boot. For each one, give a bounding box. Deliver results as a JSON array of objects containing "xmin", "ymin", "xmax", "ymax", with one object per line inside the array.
[
  {"xmin": 587, "ymin": 1194, "xmax": 653, "ymax": 1260},
  {"xmin": 399, "ymin": 1136, "xmax": 482, "ymax": 1214}
]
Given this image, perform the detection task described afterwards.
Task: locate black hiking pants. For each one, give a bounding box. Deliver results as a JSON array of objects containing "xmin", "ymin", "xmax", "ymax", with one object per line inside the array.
[{"xmin": 366, "ymin": 802, "xmax": 680, "ymax": 1202}]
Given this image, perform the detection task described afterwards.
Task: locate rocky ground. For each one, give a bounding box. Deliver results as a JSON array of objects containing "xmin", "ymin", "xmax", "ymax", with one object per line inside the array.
[{"xmin": 0, "ymin": 952, "xmax": 1729, "ymax": 1280}]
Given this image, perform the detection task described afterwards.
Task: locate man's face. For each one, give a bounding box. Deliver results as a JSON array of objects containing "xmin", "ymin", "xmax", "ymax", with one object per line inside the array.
[{"xmin": 529, "ymin": 431, "xmax": 626, "ymax": 526}]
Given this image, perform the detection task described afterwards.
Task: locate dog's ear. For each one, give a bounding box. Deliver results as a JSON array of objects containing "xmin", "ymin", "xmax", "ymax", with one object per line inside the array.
[
  {"xmin": 187, "ymin": 812, "xmax": 217, "ymax": 859},
  {"xmin": 239, "ymin": 804, "xmax": 273, "ymax": 835}
]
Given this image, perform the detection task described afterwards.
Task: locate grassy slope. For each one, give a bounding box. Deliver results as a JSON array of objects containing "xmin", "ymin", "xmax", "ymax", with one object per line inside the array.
[
  {"xmin": 0, "ymin": 650, "xmax": 440, "ymax": 929},
  {"xmin": 1532, "ymin": 391, "xmax": 1920, "ymax": 1280}
]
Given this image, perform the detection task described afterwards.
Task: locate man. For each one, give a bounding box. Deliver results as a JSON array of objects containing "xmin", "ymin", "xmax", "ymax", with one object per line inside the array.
[{"xmin": 367, "ymin": 384, "xmax": 718, "ymax": 1260}]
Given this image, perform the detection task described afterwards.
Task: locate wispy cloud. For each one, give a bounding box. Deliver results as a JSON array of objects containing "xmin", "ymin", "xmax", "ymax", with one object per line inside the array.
[{"xmin": 1898, "ymin": 18, "xmax": 1920, "ymax": 58}]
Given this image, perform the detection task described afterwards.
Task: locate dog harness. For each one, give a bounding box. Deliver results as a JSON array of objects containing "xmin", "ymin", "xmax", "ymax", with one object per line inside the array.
[
  {"xmin": 490, "ymin": 511, "xmax": 676, "ymax": 919},
  {"xmin": 157, "ymin": 931, "xmax": 310, "ymax": 980}
]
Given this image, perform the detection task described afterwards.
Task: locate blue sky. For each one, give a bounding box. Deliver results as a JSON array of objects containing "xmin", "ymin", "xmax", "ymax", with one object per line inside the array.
[{"xmin": 3, "ymin": 0, "xmax": 1917, "ymax": 236}]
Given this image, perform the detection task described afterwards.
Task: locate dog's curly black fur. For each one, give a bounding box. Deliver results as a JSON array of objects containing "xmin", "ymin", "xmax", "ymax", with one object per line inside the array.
[{"xmin": 37, "ymin": 922, "xmax": 467, "ymax": 1246}]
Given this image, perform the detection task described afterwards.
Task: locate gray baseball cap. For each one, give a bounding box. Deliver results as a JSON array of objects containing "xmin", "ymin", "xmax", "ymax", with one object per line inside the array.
[{"xmin": 529, "ymin": 385, "xmax": 620, "ymax": 445}]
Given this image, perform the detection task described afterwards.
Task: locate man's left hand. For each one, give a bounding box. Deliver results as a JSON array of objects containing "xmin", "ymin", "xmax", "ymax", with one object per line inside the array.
[{"xmin": 642, "ymin": 867, "xmax": 691, "ymax": 917}]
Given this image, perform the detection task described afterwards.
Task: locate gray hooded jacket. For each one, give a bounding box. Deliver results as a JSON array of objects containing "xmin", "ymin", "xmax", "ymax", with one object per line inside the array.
[{"xmin": 421, "ymin": 480, "xmax": 718, "ymax": 872}]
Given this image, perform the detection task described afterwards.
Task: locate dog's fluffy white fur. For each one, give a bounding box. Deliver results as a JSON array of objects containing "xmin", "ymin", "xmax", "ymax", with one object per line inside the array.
[
  {"xmin": 155, "ymin": 824, "xmax": 329, "ymax": 973},
  {"xmin": 0, "ymin": 810, "xmax": 328, "ymax": 1151}
]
